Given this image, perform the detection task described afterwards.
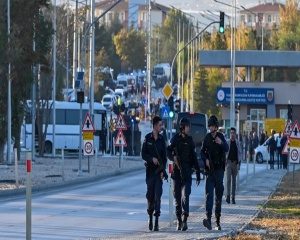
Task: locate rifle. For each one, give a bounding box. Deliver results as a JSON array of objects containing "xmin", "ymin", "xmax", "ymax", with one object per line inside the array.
[
  {"xmin": 207, "ymin": 152, "xmax": 217, "ymax": 188},
  {"xmin": 153, "ymin": 142, "xmax": 168, "ymax": 182},
  {"xmin": 174, "ymin": 147, "xmax": 185, "ymax": 183}
]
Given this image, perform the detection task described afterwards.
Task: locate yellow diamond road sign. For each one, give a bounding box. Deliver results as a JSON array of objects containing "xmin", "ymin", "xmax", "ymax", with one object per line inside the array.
[{"xmin": 162, "ymin": 82, "xmax": 173, "ymax": 100}]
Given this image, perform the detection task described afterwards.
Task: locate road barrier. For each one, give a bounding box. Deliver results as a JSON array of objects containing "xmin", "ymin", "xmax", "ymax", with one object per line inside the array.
[{"xmin": 26, "ymin": 152, "xmax": 32, "ymax": 240}]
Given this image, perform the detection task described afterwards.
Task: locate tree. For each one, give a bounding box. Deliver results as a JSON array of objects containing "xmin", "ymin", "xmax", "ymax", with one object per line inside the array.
[
  {"xmin": 114, "ymin": 29, "xmax": 146, "ymax": 70},
  {"xmin": 194, "ymin": 67, "xmax": 210, "ymax": 114}
]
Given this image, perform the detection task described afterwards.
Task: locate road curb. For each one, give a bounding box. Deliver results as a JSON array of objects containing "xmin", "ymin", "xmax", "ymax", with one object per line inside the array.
[{"xmin": 1, "ymin": 165, "xmax": 144, "ymax": 198}]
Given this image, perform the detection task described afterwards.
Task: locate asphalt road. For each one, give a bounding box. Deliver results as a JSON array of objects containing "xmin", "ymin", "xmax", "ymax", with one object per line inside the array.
[{"xmin": 0, "ymin": 162, "xmax": 267, "ymax": 240}]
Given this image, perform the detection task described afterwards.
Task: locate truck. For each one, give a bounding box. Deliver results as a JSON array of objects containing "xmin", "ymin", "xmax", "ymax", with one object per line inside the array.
[{"xmin": 152, "ymin": 63, "xmax": 171, "ymax": 88}]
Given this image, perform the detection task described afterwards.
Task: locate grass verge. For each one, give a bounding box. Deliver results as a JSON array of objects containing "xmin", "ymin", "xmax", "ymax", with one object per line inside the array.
[{"xmin": 220, "ymin": 167, "xmax": 300, "ymax": 240}]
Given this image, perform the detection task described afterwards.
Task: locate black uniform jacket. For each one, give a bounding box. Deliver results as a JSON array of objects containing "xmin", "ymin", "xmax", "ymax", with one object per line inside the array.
[
  {"xmin": 167, "ymin": 133, "xmax": 200, "ymax": 181},
  {"xmin": 200, "ymin": 132, "xmax": 229, "ymax": 170},
  {"xmin": 142, "ymin": 132, "xmax": 167, "ymax": 175}
]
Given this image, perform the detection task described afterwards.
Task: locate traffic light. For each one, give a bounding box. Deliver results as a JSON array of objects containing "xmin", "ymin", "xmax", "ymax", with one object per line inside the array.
[
  {"xmin": 168, "ymin": 96, "xmax": 174, "ymax": 118},
  {"xmin": 288, "ymin": 103, "xmax": 293, "ymax": 122},
  {"xmin": 219, "ymin": 12, "xmax": 225, "ymax": 34}
]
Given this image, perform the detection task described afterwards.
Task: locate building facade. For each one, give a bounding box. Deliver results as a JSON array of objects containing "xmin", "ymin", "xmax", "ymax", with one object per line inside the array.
[
  {"xmin": 94, "ymin": 0, "xmax": 169, "ymax": 30},
  {"xmin": 239, "ymin": 1, "xmax": 284, "ymax": 30},
  {"xmin": 217, "ymin": 81, "xmax": 300, "ymax": 137}
]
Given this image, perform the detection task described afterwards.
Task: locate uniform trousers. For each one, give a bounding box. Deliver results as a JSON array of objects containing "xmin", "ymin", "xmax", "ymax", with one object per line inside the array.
[
  {"xmin": 205, "ymin": 169, "xmax": 224, "ymax": 217},
  {"xmin": 173, "ymin": 179, "xmax": 191, "ymax": 217},
  {"xmin": 146, "ymin": 174, "xmax": 163, "ymax": 217}
]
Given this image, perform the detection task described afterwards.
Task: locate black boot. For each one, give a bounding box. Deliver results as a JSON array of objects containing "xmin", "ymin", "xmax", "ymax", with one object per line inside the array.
[
  {"xmin": 215, "ymin": 217, "xmax": 221, "ymax": 230},
  {"xmin": 182, "ymin": 215, "xmax": 188, "ymax": 231},
  {"xmin": 154, "ymin": 216, "xmax": 159, "ymax": 231},
  {"xmin": 148, "ymin": 215, "xmax": 153, "ymax": 231},
  {"xmin": 232, "ymin": 197, "xmax": 236, "ymax": 204},
  {"xmin": 226, "ymin": 195, "xmax": 230, "ymax": 204},
  {"xmin": 203, "ymin": 214, "xmax": 212, "ymax": 230},
  {"xmin": 176, "ymin": 216, "xmax": 182, "ymax": 231}
]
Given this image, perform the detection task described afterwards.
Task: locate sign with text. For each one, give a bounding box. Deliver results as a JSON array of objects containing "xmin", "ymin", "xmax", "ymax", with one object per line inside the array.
[
  {"xmin": 265, "ymin": 118, "xmax": 285, "ymax": 136},
  {"xmin": 216, "ymin": 87, "xmax": 274, "ymax": 104}
]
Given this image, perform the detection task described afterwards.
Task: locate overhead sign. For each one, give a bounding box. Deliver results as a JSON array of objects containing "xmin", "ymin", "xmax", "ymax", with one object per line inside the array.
[
  {"xmin": 283, "ymin": 121, "xmax": 293, "ymax": 137},
  {"xmin": 290, "ymin": 147, "xmax": 300, "ymax": 163},
  {"xmin": 82, "ymin": 113, "xmax": 95, "ymax": 132},
  {"xmin": 161, "ymin": 107, "xmax": 170, "ymax": 119},
  {"xmin": 162, "ymin": 82, "xmax": 174, "ymax": 100},
  {"xmin": 216, "ymin": 87, "xmax": 275, "ymax": 105},
  {"xmin": 114, "ymin": 130, "xmax": 127, "ymax": 147},
  {"xmin": 115, "ymin": 113, "xmax": 127, "ymax": 130},
  {"xmin": 84, "ymin": 140, "xmax": 93, "ymax": 156},
  {"xmin": 282, "ymin": 139, "xmax": 290, "ymax": 154},
  {"xmin": 265, "ymin": 118, "xmax": 285, "ymax": 136},
  {"xmin": 289, "ymin": 120, "xmax": 300, "ymax": 140}
]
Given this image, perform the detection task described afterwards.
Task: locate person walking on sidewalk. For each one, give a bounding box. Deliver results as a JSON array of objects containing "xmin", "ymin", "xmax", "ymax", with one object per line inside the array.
[
  {"xmin": 281, "ymin": 136, "xmax": 288, "ymax": 169},
  {"xmin": 225, "ymin": 127, "xmax": 242, "ymax": 204},
  {"xmin": 268, "ymin": 132, "xmax": 276, "ymax": 169},
  {"xmin": 201, "ymin": 115, "xmax": 229, "ymax": 231},
  {"xmin": 276, "ymin": 132, "xmax": 283, "ymax": 169},
  {"xmin": 142, "ymin": 116, "xmax": 168, "ymax": 231},
  {"xmin": 167, "ymin": 118, "xmax": 201, "ymax": 231}
]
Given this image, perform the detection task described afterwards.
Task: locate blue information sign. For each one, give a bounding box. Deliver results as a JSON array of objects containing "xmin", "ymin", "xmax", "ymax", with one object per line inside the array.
[
  {"xmin": 216, "ymin": 87, "xmax": 274, "ymax": 105},
  {"xmin": 161, "ymin": 107, "xmax": 170, "ymax": 119}
]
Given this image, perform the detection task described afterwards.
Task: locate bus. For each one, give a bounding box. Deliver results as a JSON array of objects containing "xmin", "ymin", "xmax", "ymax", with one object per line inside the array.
[
  {"xmin": 176, "ymin": 112, "xmax": 208, "ymax": 177},
  {"xmin": 23, "ymin": 101, "xmax": 107, "ymax": 153}
]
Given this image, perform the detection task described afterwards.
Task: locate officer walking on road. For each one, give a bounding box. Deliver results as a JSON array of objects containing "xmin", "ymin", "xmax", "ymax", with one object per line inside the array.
[
  {"xmin": 167, "ymin": 118, "xmax": 201, "ymax": 231},
  {"xmin": 142, "ymin": 116, "xmax": 168, "ymax": 231},
  {"xmin": 201, "ymin": 115, "xmax": 229, "ymax": 231},
  {"xmin": 225, "ymin": 127, "xmax": 242, "ymax": 204}
]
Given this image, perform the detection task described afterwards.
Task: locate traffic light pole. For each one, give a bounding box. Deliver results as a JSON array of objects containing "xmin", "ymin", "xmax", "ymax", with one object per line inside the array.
[{"xmin": 170, "ymin": 21, "xmax": 219, "ymax": 111}]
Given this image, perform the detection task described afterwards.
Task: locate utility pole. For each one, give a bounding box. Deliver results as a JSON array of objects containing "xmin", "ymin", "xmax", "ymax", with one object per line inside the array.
[
  {"xmin": 147, "ymin": 0, "xmax": 151, "ymax": 110},
  {"xmin": 7, "ymin": 0, "xmax": 11, "ymax": 164},
  {"xmin": 66, "ymin": 0, "xmax": 69, "ymax": 101},
  {"xmin": 52, "ymin": 0, "xmax": 56, "ymax": 157},
  {"xmin": 73, "ymin": 0, "xmax": 78, "ymax": 89},
  {"xmin": 89, "ymin": 0, "xmax": 95, "ymax": 120}
]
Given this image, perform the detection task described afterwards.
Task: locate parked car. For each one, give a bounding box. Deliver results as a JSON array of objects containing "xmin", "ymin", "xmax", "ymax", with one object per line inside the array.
[
  {"xmin": 101, "ymin": 94, "xmax": 117, "ymax": 110},
  {"xmin": 254, "ymin": 133, "xmax": 279, "ymax": 164}
]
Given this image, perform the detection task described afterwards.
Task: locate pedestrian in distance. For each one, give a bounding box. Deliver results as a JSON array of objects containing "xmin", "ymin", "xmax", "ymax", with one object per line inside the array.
[
  {"xmin": 276, "ymin": 132, "xmax": 283, "ymax": 169},
  {"xmin": 225, "ymin": 127, "xmax": 242, "ymax": 204},
  {"xmin": 259, "ymin": 130, "xmax": 266, "ymax": 146},
  {"xmin": 268, "ymin": 132, "xmax": 276, "ymax": 169},
  {"xmin": 142, "ymin": 116, "xmax": 168, "ymax": 231},
  {"xmin": 167, "ymin": 118, "xmax": 201, "ymax": 231},
  {"xmin": 201, "ymin": 115, "xmax": 229, "ymax": 231},
  {"xmin": 280, "ymin": 136, "xmax": 288, "ymax": 169}
]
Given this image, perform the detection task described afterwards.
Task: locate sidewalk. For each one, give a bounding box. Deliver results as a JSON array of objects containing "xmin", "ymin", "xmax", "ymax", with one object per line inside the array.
[{"xmin": 105, "ymin": 168, "xmax": 289, "ymax": 240}]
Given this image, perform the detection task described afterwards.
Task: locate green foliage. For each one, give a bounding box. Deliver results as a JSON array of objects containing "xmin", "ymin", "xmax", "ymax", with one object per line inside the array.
[
  {"xmin": 114, "ymin": 29, "xmax": 146, "ymax": 70},
  {"xmin": 194, "ymin": 68, "xmax": 210, "ymax": 114}
]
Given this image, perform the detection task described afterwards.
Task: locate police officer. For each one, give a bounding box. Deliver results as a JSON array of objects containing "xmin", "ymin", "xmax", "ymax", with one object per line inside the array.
[
  {"xmin": 142, "ymin": 116, "xmax": 168, "ymax": 231},
  {"xmin": 201, "ymin": 115, "xmax": 229, "ymax": 231},
  {"xmin": 167, "ymin": 118, "xmax": 201, "ymax": 231}
]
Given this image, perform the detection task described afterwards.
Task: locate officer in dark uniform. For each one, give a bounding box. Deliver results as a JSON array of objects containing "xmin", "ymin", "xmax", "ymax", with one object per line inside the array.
[
  {"xmin": 201, "ymin": 115, "xmax": 229, "ymax": 231},
  {"xmin": 167, "ymin": 118, "xmax": 201, "ymax": 231},
  {"xmin": 142, "ymin": 116, "xmax": 168, "ymax": 231}
]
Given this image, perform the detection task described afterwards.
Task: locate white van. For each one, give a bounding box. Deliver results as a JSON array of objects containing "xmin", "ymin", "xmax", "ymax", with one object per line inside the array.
[{"xmin": 117, "ymin": 74, "xmax": 128, "ymax": 96}]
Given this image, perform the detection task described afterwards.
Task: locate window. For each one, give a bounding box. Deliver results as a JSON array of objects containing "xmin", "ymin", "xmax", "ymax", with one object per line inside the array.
[
  {"xmin": 121, "ymin": 13, "xmax": 124, "ymax": 21},
  {"xmin": 248, "ymin": 15, "xmax": 252, "ymax": 23},
  {"xmin": 66, "ymin": 110, "xmax": 88, "ymax": 125},
  {"xmin": 250, "ymin": 109, "xmax": 266, "ymax": 121},
  {"xmin": 268, "ymin": 15, "xmax": 271, "ymax": 22},
  {"xmin": 241, "ymin": 15, "xmax": 245, "ymax": 23},
  {"xmin": 108, "ymin": 13, "xmax": 112, "ymax": 21},
  {"xmin": 280, "ymin": 109, "xmax": 288, "ymax": 122},
  {"xmin": 143, "ymin": 12, "xmax": 147, "ymax": 21}
]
